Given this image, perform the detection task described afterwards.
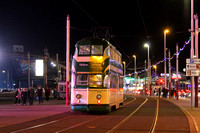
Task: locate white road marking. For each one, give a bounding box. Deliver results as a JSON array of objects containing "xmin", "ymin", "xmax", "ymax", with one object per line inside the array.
[
  {"xmin": 106, "ymin": 98, "xmax": 148, "ymax": 133},
  {"xmin": 10, "ymin": 116, "xmax": 73, "ymax": 133},
  {"xmin": 124, "ymin": 97, "xmax": 136, "ymax": 105},
  {"xmin": 55, "ymin": 117, "xmax": 100, "ymax": 133}
]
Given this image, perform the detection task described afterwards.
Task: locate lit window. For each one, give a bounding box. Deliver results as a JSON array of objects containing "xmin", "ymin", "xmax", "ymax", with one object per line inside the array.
[
  {"xmin": 91, "ymin": 45, "xmax": 103, "ymax": 55},
  {"xmin": 77, "ymin": 74, "xmax": 88, "ymax": 85},
  {"xmin": 89, "ymin": 74, "xmax": 102, "ymax": 87},
  {"xmin": 79, "ymin": 45, "xmax": 90, "ymax": 55}
]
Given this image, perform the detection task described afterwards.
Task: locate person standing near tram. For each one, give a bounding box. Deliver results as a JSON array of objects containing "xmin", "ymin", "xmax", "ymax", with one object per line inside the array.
[{"xmin": 37, "ymin": 86, "xmax": 43, "ymax": 104}]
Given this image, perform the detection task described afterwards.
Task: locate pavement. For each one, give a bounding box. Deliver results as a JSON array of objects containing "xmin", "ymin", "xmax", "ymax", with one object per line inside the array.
[
  {"xmin": 165, "ymin": 97, "xmax": 200, "ymax": 133},
  {"xmin": 0, "ymin": 99, "xmax": 71, "ymax": 128},
  {"xmin": 0, "ymin": 96, "xmax": 200, "ymax": 133}
]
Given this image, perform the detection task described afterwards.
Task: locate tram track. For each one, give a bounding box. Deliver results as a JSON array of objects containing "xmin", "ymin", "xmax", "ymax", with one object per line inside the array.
[{"xmin": 5, "ymin": 96, "xmax": 160, "ymax": 133}]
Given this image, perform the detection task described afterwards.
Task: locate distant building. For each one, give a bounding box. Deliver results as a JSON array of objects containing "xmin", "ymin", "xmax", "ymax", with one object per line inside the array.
[{"xmin": 13, "ymin": 45, "xmax": 24, "ymax": 54}]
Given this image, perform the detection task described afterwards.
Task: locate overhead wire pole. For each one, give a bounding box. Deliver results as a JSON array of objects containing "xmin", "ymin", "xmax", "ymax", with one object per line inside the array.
[
  {"xmin": 168, "ymin": 50, "xmax": 171, "ymax": 99},
  {"xmin": 194, "ymin": 14, "xmax": 198, "ymax": 107},
  {"xmin": 190, "ymin": 0, "xmax": 195, "ymax": 107},
  {"xmin": 66, "ymin": 15, "xmax": 70, "ymax": 106},
  {"xmin": 176, "ymin": 43, "xmax": 179, "ymax": 100}
]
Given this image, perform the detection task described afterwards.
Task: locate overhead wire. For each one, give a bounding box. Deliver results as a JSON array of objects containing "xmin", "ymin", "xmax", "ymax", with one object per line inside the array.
[{"xmin": 72, "ymin": 0, "xmax": 131, "ymax": 61}]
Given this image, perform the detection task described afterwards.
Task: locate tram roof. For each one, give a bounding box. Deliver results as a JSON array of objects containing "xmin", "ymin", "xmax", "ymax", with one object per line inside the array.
[{"xmin": 75, "ymin": 38, "xmax": 121, "ymax": 56}]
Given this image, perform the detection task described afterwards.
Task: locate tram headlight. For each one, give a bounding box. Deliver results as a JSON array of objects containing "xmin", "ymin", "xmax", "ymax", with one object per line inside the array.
[
  {"xmin": 96, "ymin": 94, "xmax": 102, "ymax": 99},
  {"xmin": 76, "ymin": 94, "xmax": 82, "ymax": 99}
]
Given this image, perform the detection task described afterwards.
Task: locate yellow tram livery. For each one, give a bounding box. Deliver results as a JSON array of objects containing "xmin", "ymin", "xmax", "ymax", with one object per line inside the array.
[{"xmin": 71, "ymin": 38, "xmax": 123, "ymax": 112}]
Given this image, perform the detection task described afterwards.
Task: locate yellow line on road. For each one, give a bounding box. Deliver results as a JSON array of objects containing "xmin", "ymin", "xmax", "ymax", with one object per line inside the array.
[{"xmin": 150, "ymin": 98, "xmax": 159, "ymax": 133}]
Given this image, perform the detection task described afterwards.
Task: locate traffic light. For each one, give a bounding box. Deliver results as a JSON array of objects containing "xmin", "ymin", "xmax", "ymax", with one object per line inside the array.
[{"xmin": 159, "ymin": 79, "xmax": 164, "ymax": 85}]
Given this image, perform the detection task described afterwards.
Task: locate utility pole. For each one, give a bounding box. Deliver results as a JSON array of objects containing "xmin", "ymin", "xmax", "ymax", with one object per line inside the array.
[
  {"xmin": 44, "ymin": 48, "xmax": 48, "ymax": 89},
  {"xmin": 190, "ymin": 0, "xmax": 195, "ymax": 107},
  {"xmin": 176, "ymin": 43, "xmax": 179, "ymax": 100},
  {"xmin": 145, "ymin": 60, "xmax": 147, "ymax": 93},
  {"xmin": 28, "ymin": 52, "xmax": 30, "ymax": 89},
  {"xmin": 66, "ymin": 15, "xmax": 70, "ymax": 105},
  {"xmin": 168, "ymin": 50, "xmax": 171, "ymax": 99},
  {"xmin": 194, "ymin": 14, "xmax": 198, "ymax": 107},
  {"xmin": 56, "ymin": 53, "xmax": 59, "ymax": 85}
]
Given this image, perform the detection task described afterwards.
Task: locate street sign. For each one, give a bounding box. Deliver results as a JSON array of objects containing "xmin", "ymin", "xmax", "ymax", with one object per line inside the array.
[
  {"xmin": 186, "ymin": 64, "xmax": 197, "ymax": 70},
  {"xmin": 186, "ymin": 58, "xmax": 200, "ymax": 64},
  {"xmin": 186, "ymin": 70, "xmax": 200, "ymax": 76},
  {"xmin": 186, "ymin": 59, "xmax": 200, "ymax": 76}
]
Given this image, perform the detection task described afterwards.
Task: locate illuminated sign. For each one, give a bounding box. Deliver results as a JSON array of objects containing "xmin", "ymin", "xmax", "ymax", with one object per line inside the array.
[
  {"xmin": 79, "ymin": 63, "xmax": 88, "ymax": 66},
  {"xmin": 35, "ymin": 59, "xmax": 44, "ymax": 76}
]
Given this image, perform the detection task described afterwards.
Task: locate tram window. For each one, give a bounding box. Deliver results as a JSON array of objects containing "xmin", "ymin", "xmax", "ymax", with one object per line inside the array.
[
  {"xmin": 79, "ymin": 45, "xmax": 90, "ymax": 55},
  {"xmin": 89, "ymin": 74, "xmax": 102, "ymax": 87},
  {"xmin": 103, "ymin": 75, "xmax": 110, "ymax": 88},
  {"xmin": 119, "ymin": 77, "xmax": 123, "ymax": 88},
  {"xmin": 91, "ymin": 45, "xmax": 103, "ymax": 55},
  {"xmin": 110, "ymin": 75, "xmax": 118, "ymax": 88},
  {"xmin": 77, "ymin": 74, "xmax": 88, "ymax": 85}
]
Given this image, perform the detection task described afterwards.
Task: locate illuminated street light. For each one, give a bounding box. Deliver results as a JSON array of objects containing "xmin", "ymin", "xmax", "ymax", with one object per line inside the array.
[
  {"xmin": 132, "ymin": 55, "xmax": 137, "ymax": 79},
  {"xmin": 123, "ymin": 61, "xmax": 126, "ymax": 91},
  {"xmin": 153, "ymin": 65, "xmax": 157, "ymax": 77},
  {"xmin": 144, "ymin": 43, "xmax": 150, "ymax": 92},
  {"xmin": 164, "ymin": 29, "xmax": 169, "ymax": 89}
]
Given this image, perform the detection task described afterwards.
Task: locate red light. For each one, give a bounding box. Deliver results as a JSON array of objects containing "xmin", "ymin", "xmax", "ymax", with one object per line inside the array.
[
  {"xmin": 119, "ymin": 89, "xmax": 124, "ymax": 92},
  {"xmin": 97, "ymin": 100, "xmax": 101, "ymax": 104},
  {"xmin": 76, "ymin": 99, "xmax": 80, "ymax": 103}
]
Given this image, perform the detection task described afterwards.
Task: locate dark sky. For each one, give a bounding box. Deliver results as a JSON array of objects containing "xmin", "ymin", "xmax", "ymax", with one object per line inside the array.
[{"xmin": 0, "ymin": 0, "xmax": 199, "ymax": 75}]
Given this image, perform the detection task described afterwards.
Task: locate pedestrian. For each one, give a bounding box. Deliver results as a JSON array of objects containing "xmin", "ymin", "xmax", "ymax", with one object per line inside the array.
[
  {"xmin": 45, "ymin": 87, "xmax": 50, "ymax": 101},
  {"xmin": 28, "ymin": 87, "xmax": 34, "ymax": 105},
  {"xmin": 21, "ymin": 88, "xmax": 28, "ymax": 106},
  {"xmin": 158, "ymin": 88, "xmax": 161, "ymax": 98},
  {"xmin": 15, "ymin": 88, "xmax": 21, "ymax": 104},
  {"xmin": 37, "ymin": 86, "xmax": 43, "ymax": 104},
  {"xmin": 53, "ymin": 88, "xmax": 57, "ymax": 99}
]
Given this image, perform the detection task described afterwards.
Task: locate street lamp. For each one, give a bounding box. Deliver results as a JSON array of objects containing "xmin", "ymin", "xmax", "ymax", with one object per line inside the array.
[
  {"xmin": 123, "ymin": 61, "xmax": 126, "ymax": 91},
  {"xmin": 132, "ymin": 55, "xmax": 137, "ymax": 79},
  {"xmin": 153, "ymin": 65, "xmax": 157, "ymax": 77},
  {"xmin": 164, "ymin": 29, "xmax": 169, "ymax": 89},
  {"xmin": 144, "ymin": 43, "xmax": 150, "ymax": 92},
  {"xmin": 123, "ymin": 61, "xmax": 126, "ymax": 77}
]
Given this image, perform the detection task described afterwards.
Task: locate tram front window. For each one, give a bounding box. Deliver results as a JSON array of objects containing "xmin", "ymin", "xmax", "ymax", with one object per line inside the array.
[
  {"xmin": 89, "ymin": 74, "xmax": 102, "ymax": 87},
  {"xmin": 77, "ymin": 74, "xmax": 88, "ymax": 85}
]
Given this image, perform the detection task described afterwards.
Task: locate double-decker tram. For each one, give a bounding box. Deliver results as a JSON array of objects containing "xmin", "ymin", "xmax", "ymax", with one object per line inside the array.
[{"xmin": 71, "ymin": 38, "xmax": 124, "ymax": 112}]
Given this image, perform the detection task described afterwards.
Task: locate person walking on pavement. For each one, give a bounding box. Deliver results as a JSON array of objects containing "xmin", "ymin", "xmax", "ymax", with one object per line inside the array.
[
  {"xmin": 45, "ymin": 87, "xmax": 50, "ymax": 101},
  {"xmin": 37, "ymin": 86, "xmax": 43, "ymax": 104},
  {"xmin": 53, "ymin": 88, "xmax": 57, "ymax": 99},
  {"xmin": 21, "ymin": 88, "xmax": 28, "ymax": 106},
  {"xmin": 28, "ymin": 87, "xmax": 34, "ymax": 105},
  {"xmin": 158, "ymin": 87, "xmax": 161, "ymax": 98},
  {"xmin": 15, "ymin": 88, "xmax": 21, "ymax": 104}
]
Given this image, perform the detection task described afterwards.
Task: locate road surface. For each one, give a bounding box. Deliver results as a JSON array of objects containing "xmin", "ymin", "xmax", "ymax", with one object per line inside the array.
[{"xmin": 0, "ymin": 95, "xmax": 190, "ymax": 133}]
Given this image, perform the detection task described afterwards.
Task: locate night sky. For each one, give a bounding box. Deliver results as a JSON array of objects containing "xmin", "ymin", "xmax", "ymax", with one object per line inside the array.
[{"xmin": 0, "ymin": 0, "xmax": 200, "ymax": 75}]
